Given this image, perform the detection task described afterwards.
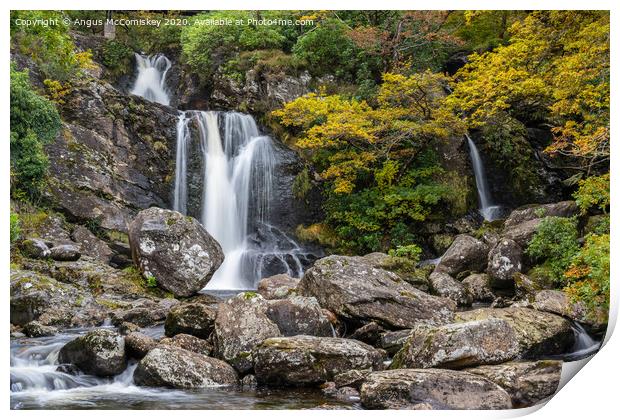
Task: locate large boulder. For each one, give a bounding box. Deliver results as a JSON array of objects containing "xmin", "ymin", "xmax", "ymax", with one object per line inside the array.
[
  {"xmin": 128, "ymin": 207, "xmax": 224, "ymax": 297},
  {"xmin": 456, "ymin": 307, "xmax": 574, "ymax": 357},
  {"xmin": 502, "ymin": 219, "xmax": 543, "ymax": 247},
  {"xmin": 58, "ymin": 329, "xmax": 127, "ymax": 376},
  {"xmin": 257, "ymin": 274, "xmax": 299, "ymax": 300},
  {"xmin": 265, "ymin": 296, "xmax": 333, "ymax": 337},
  {"xmin": 360, "ymin": 369, "xmax": 512, "ymax": 409},
  {"xmin": 487, "ymin": 239, "xmax": 523, "ymax": 288},
  {"xmin": 49, "ymin": 244, "xmax": 81, "ymax": 261},
  {"xmin": 434, "ymin": 235, "xmax": 489, "ymax": 276},
  {"xmin": 504, "ymin": 201, "xmax": 578, "ymax": 228},
  {"xmin": 133, "ymin": 345, "xmax": 238, "ymax": 388},
  {"xmin": 213, "ymin": 293, "xmax": 281, "ymax": 374},
  {"xmin": 533, "ymin": 290, "xmax": 585, "ymax": 322},
  {"xmin": 466, "ymin": 360, "xmax": 562, "ymax": 407},
  {"xmin": 253, "ymin": 335, "xmax": 384, "ymax": 386},
  {"xmin": 391, "ymin": 319, "xmax": 519, "ymax": 369},
  {"xmin": 428, "ymin": 272, "xmax": 472, "ymax": 306},
  {"xmin": 298, "ymin": 255, "xmax": 455, "ymax": 329},
  {"xmin": 164, "ymin": 302, "xmax": 217, "ymax": 339},
  {"xmin": 22, "ymin": 321, "xmax": 58, "ymax": 338}
]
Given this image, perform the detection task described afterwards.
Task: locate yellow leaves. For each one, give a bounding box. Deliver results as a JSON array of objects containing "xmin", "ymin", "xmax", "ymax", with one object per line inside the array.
[{"xmin": 43, "ymin": 79, "xmax": 71, "ymax": 105}]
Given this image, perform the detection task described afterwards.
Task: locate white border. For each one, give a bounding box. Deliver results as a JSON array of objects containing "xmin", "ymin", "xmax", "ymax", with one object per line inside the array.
[{"xmin": 2, "ymin": 1, "xmax": 618, "ymax": 418}]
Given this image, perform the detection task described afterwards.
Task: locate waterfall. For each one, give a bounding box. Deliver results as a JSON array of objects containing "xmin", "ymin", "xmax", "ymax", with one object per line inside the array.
[
  {"xmin": 173, "ymin": 111, "xmax": 309, "ymax": 290},
  {"xmin": 130, "ymin": 54, "xmax": 171, "ymax": 106},
  {"xmin": 466, "ymin": 134, "xmax": 501, "ymax": 221}
]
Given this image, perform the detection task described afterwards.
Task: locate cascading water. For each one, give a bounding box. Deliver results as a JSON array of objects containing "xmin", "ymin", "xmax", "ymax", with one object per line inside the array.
[
  {"xmin": 173, "ymin": 111, "xmax": 309, "ymax": 290},
  {"xmin": 130, "ymin": 54, "xmax": 171, "ymax": 106},
  {"xmin": 466, "ymin": 134, "xmax": 502, "ymax": 221}
]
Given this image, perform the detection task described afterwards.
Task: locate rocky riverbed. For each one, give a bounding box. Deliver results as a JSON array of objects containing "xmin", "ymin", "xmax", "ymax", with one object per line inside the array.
[{"xmin": 10, "ymin": 203, "xmax": 603, "ymax": 410}]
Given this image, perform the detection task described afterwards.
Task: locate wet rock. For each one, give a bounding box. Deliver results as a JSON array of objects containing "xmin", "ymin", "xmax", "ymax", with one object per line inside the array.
[
  {"xmin": 487, "ymin": 239, "xmax": 523, "ymax": 288},
  {"xmin": 265, "ymin": 296, "xmax": 333, "ymax": 337},
  {"xmin": 241, "ymin": 374, "xmax": 257, "ymax": 388},
  {"xmin": 360, "ymin": 369, "xmax": 512, "ymax": 409},
  {"xmin": 58, "ymin": 329, "xmax": 127, "ymax": 376},
  {"xmin": 124, "ymin": 332, "xmax": 157, "ymax": 359},
  {"xmin": 334, "ymin": 386, "xmax": 361, "ymax": 402},
  {"xmin": 504, "ymin": 201, "xmax": 578, "ymax": 228},
  {"xmin": 128, "ymin": 207, "xmax": 224, "ymax": 297},
  {"xmin": 111, "ymin": 298, "xmax": 178, "ymax": 327},
  {"xmin": 253, "ymin": 335, "xmax": 384, "ymax": 386},
  {"xmin": 298, "ymin": 255, "xmax": 455, "ymax": 329},
  {"xmin": 349, "ymin": 322, "xmax": 385, "ymax": 346},
  {"xmin": 334, "ymin": 369, "xmax": 371, "ymax": 389},
  {"xmin": 118, "ymin": 321, "xmax": 140, "ymax": 336},
  {"xmin": 19, "ymin": 238, "xmax": 51, "ymax": 259},
  {"xmin": 159, "ymin": 333, "xmax": 212, "ymax": 356},
  {"xmin": 134, "ymin": 345, "xmax": 238, "ymax": 388},
  {"xmin": 391, "ymin": 319, "xmax": 519, "ymax": 369},
  {"xmin": 429, "ymin": 272, "xmax": 472, "ymax": 306},
  {"xmin": 466, "ymin": 360, "xmax": 562, "ymax": 407},
  {"xmin": 379, "ymin": 329, "xmax": 413, "ymax": 356},
  {"xmin": 56, "ymin": 364, "xmax": 80, "ymax": 376},
  {"xmin": 257, "ymin": 274, "xmax": 299, "ymax": 299},
  {"xmin": 49, "ymin": 244, "xmax": 82, "ymax": 261},
  {"xmin": 462, "ymin": 273, "xmax": 496, "ymax": 302},
  {"xmin": 164, "ymin": 302, "xmax": 217, "ymax": 339},
  {"xmin": 456, "ymin": 307, "xmax": 574, "ymax": 357},
  {"xmin": 22, "ymin": 321, "xmax": 58, "ymax": 337},
  {"xmin": 434, "ymin": 235, "xmax": 489, "ymax": 276},
  {"xmin": 213, "ymin": 293, "xmax": 281, "ymax": 374}
]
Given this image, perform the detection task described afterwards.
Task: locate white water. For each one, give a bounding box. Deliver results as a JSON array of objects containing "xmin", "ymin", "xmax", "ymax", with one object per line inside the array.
[
  {"xmin": 173, "ymin": 111, "xmax": 307, "ymax": 290},
  {"xmin": 130, "ymin": 54, "xmax": 171, "ymax": 106},
  {"xmin": 466, "ymin": 134, "xmax": 502, "ymax": 221}
]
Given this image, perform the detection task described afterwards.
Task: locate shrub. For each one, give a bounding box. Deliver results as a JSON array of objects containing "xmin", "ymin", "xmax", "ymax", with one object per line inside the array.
[
  {"xmin": 10, "ymin": 65, "xmax": 61, "ymax": 199},
  {"xmin": 101, "ymin": 39, "xmax": 134, "ymax": 75},
  {"xmin": 574, "ymin": 173, "xmax": 610, "ymax": 214},
  {"xmin": 565, "ymin": 233, "xmax": 610, "ymax": 325},
  {"xmin": 388, "ymin": 244, "xmax": 422, "ymax": 264},
  {"xmin": 525, "ymin": 217, "xmax": 580, "ymax": 284},
  {"xmin": 10, "ymin": 212, "xmax": 21, "ymax": 244}
]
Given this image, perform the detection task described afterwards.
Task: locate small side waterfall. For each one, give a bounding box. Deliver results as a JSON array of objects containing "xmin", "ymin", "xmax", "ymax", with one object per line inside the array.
[
  {"xmin": 466, "ymin": 134, "xmax": 502, "ymax": 221},
  {"xmin": 130, "ymin": 54, "xmax": 171, "ymax": 106},
  {"xmin": 173, "ymin": 111, "xmax": 309, "ymax": 290}
]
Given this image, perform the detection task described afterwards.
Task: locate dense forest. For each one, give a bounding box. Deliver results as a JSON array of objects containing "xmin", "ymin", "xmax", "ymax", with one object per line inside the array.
[{"xmin": 9, "ymin": 10, "xmax": 610, "ymax": 410}]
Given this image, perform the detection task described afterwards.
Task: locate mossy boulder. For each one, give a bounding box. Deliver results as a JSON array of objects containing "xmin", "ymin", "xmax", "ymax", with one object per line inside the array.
[
  {"xmin": 164, "ymin": 302, "xmax": 217, "ymax": 339},
  {"xmin": 58, "ymin": 329, "xmax": 127, "ymax": 376}
]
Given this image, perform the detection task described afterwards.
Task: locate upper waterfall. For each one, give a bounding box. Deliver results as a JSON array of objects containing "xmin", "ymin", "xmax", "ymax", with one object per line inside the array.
[
  {"xmin": 130, "ymin": 54, "xmax": 171, "ymax": 106},
  {"xmin": 466, "ymin": 134, "xmax": 501, "ymax": 221}
]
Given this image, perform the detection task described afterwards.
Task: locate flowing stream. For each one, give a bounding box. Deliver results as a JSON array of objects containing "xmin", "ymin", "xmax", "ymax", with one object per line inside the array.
[
  {"xmin": 466, "ymin": 134, "xmax": 502, "ymax": 221},
  {"xmin": 10, "ymin": 326, "xmax": 349, "ymax": 409},
  {"xmin": 130, "ymin": 54, "xmax": 171, "ymax": 106}
]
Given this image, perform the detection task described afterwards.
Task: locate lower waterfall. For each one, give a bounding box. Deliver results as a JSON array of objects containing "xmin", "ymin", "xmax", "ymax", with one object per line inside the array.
[
  {"xmin": 173, "ymin": 111, "xmax": 309, "ymax": 290},
  {"xmin": 466, "ymin": 134, "xmax": 502, "ymax": 221}
]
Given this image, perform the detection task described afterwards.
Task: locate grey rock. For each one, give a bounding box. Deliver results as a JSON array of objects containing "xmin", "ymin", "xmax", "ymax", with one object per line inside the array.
[
  {"xmin": 466, "ymin": 360, "xmax": 562, "ymax": 407},
  {"xmin": 22, "ymin": 321, "xmax": 58, "ymax": 337},
  {"xmin": 456, "ymin": 307, "xmax": 574, "ymax": 357},
  {"xmin": 124, "ymin": 332, "xmax": 157, "ymax": 359},
  {"xmin": 349, "ymin": 322, "xmax": 385, "ymax": 346},
  {"xmin": 429, "ymin": 271, "xmax": 472, "ymax": 306},
  {"xmin": 257, "ymin": 274, "xmax": 299, "ymax": 300},
  {"xmin": 50, "ymin": 244, "xmax": 82, "ymax": 261},
  {"xmin": 298, "ymin": 255, "xmax": 455, "ymax": 329},
  {"xmin": 487, "ymin": 239, "xmax": 523, "ymax": 288},
  {"xmin": 435, "ymin": 235, "xmax": 489, "ymax": 276},
  {"xmin": 334, "ymin": 369, "xmax": 371, "ymax": 389},
  {"xmin": 213, "ymin": 293, "xmax": 281, "ymax": 374},
  {"xmin": 128, "ymin": 207, "xmax": 224, "ymax": 297},
  {"xmin": 265, "ymin": 296, "xmax": 333, "ymax": 337},
  {"xmin": 504, "ymin": 201, "xmax": 578, "ymax": 228},
  {"xmin": 462, "ymin": 273, "xmax": 496, "ymax": 303},
  {"xmin": 164, "ymin": 302, "xmax": 216, "ymax": 339},
  {"xmin": 134, "ymin": 345, "xmax": 238, "ymax": 388},
  {"xmin": 391, "ymin": 319, "xmax": 519, "ymax": 369},
  {"xmin": 253, "ymin": 335, "xmax": 384, "ymax": 386},
  {"xmin": 20, "ymin": 238, "xmax": 51, "ymax": 259},
  {"xmin": 159, "ymin": 333, "xmax": 212, "ymax": 356},
  {"xmin": 360, "ymin": 369, "xmax": 512, "ymax": 409},
  {"xmin": 379, "ymin": 329, "xmax": 413, "ymax": 356},
  {"xmin": 502, "ymin": 219, "xmax": 543, "ymax": 247},
  {"xmin": 58, "ymin": 329, "xmax": 127, "ymax": 376}
]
